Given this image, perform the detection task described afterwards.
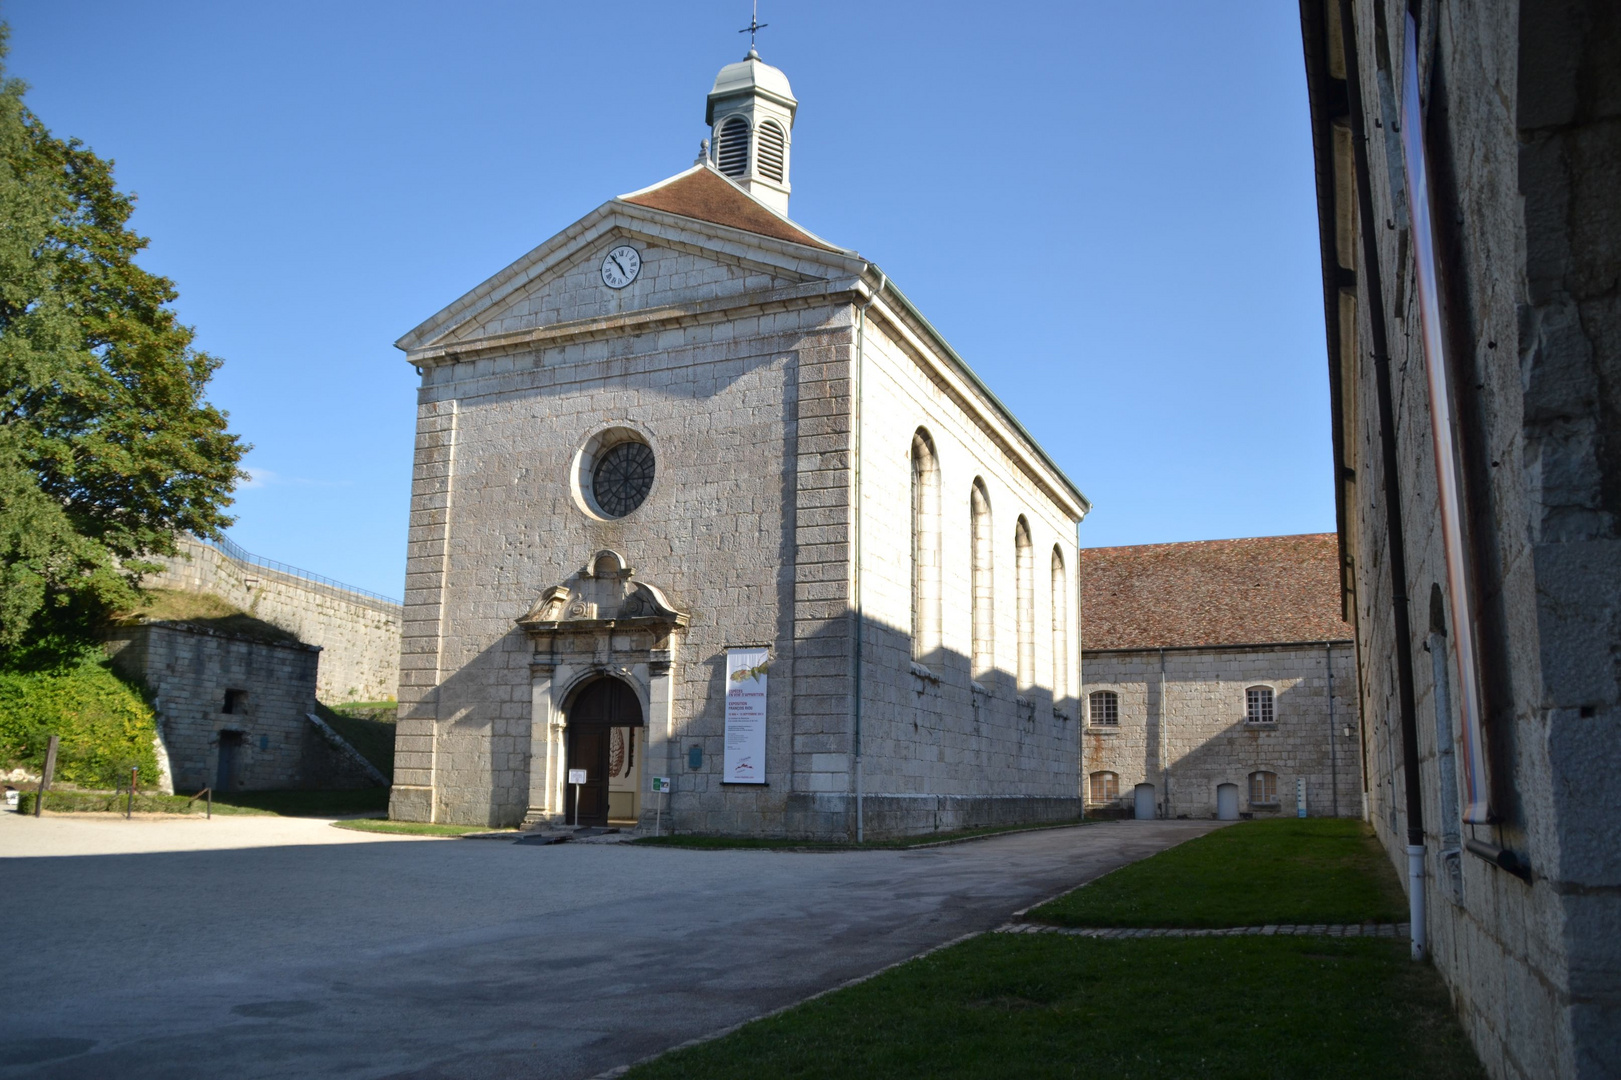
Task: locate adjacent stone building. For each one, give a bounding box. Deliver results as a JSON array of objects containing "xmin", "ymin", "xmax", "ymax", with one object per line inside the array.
[
  {"xmin": 1302, "ymin": 1, "xmax": 1619, "ymax": 1074},
  {"xmin": 390, "ymin": 49, "xmax": 1090, "ymax": 836},
  {"xmin": 1080, "ymin": 535, "xmax": 1360, "ymax": 821},
  {"xmin": 105, "ymin": 622, "xmax": 378, "ymax": 794}
]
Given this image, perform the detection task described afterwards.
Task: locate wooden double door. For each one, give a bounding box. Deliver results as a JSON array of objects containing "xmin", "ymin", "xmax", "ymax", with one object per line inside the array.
[{"xmin": 564, "ymin": 678, "xmax": 642, "ymax": 827}]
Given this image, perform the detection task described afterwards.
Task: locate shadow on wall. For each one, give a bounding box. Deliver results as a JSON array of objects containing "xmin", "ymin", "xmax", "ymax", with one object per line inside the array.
[{"xmin": 1084, "ymin": 667, "xmax": 1361, "ymax": 821}]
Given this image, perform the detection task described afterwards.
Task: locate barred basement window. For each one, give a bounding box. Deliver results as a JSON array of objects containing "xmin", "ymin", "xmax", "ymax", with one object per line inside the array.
[
  {"xmin": 1089, "ymin": 771, "xmax": 1119, "ymax": 803},
  {"xmin": 1249, "ymin": 770, "xmax": 1279, "ymax": 806},
  {"xmin": 1246, "ymin": 685, "xmax": 1275, "ymax": 724},
  {"xmin": 1089, "ymin": 690, "xmax": 1119, "ymax": 726},
  {"xmin": 757, "ymin": 120, "xmax": 786, "ymax": 182},
  {"xmin": 716, "ymin": 117, "xmax": 750, "ymax": 178}
]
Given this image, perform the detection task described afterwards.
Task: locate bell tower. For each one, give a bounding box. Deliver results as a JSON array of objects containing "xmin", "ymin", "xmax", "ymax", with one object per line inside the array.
[{"xmin": 706, "ymin": 47, "xmax": 797, "ymax": 215}]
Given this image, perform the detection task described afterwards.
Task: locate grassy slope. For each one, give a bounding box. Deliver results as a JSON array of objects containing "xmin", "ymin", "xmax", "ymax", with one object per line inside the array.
[
  {"xmin": 0, "ymin": 648, "xmax": 161, "ymax": 786},
  {"xmin": 628, "ymin": 934, "xmax": 1483, "ymax": 1080},
  {"xmin": 316, "ymin": 702, "xmax": 395, "ymax": 778},
  {"xmin": 115, "ymin": 589, "xmax": 299, "ymax": 645},
  {"xmin": 1029, "ymin": 818, "xmax": 1409, "ymax": 927}
]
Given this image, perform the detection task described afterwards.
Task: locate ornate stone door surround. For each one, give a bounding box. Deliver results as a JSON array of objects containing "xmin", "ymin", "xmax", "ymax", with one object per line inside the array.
[{"xmin": 515, "ymin": 550, "xmax": 688, "ymax": 828}]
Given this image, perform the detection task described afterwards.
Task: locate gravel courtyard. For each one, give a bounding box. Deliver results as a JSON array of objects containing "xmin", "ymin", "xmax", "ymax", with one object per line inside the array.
[{"xmin": 0, "ymin": 813, "xmax": 1219, "ymax": 1079}]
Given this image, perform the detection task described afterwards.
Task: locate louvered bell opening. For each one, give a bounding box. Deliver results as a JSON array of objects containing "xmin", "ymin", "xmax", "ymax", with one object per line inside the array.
[
  {"xmin": 716, "ymin": 117, "xmax": 750, "ymax": 178},
  {"xmin": 757, "ymin": 121, "xmax": 786, "ymax": 183}
]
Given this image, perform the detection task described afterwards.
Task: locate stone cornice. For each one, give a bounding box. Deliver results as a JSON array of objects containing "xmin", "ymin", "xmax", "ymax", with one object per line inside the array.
[{"xmin": 406, "ymin": 277, "xmax": 863, "ymax": 367}]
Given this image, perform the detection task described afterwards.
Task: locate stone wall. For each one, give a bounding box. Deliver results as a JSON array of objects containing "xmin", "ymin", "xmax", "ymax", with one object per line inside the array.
[
  {"xmin": 1081, "ymin": 643, "xmax": 1361, "ymax": 819},
  {"xmin": 104, "ymin": 623, "xmax": 375, "ymax": 792},
  {"xmin": 391, "ymin": 205, "xmax": 1084, "ymax": 835},
  {"xmin": 1304, "ymin": 1, "xmax": 1620, "ymax": 1074},
  {"xmin": 143, "ymin": 535, "xmax": 402, "ymax": 704}
]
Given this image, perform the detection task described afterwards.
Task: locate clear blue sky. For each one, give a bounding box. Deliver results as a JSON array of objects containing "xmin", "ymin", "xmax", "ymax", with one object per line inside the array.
[{"xmin": 7, "ymin": 1, "xmax": 1330, "ymax": 601}]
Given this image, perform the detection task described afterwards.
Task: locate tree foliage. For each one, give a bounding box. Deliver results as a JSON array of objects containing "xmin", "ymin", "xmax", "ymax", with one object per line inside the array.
[{"xmin": 0, "ymin": 27, "xmax": 245, "ymax": 648}]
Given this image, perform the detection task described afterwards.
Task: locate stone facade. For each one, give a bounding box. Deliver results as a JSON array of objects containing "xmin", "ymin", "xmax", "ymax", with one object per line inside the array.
[
  {"xmin": 1083, "ymin": 643, "xmax": 1360, "ymax": 819},
  {"xmin": 144, "ymin": 535, "xmax": 402, "ymax": 703},
  {"xmin": 1302, "ymin": 2, "xmax": 1620, "ymax": 1075},
  {"xmin": 389, "ymin": 62, "xmax": 1088, "ymax": 836},
  {"xmin": 1078, "ymin": 536, "xmax": 1361, "ymax": 820},
  {"xmin": 105, "ymin": 623, "xmax": 376, "ymax": 793}
]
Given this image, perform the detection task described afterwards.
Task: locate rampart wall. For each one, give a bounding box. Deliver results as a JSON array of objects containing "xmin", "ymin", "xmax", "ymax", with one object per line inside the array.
[{"xmin": 143, "ymin": 536, "xmax": 401, "ymax": 704}]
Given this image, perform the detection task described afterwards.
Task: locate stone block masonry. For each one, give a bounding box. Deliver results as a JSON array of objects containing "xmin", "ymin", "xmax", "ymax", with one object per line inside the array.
[
  {"xmin": 144, "ymin": 535, "xmax": 402, "ymax": 704},
  {"xmin": 105, "ymin": 623, "xmax": 377, "ymax": 793},
  {"xmin": 1082, "ymin": 642, "xmax": 1361, "ymax": 820}
]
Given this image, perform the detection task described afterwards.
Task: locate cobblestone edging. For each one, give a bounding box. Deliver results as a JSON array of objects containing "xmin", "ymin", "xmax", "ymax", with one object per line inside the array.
[{"xmin": 997, "ymin": 922, "xmax": 1411, "ymax": 939}]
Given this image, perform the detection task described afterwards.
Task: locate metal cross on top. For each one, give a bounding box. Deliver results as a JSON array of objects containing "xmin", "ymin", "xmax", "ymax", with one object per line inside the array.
[{"xmin": 738, "ymin": 1, "xmax": 767, "ymax": 49}]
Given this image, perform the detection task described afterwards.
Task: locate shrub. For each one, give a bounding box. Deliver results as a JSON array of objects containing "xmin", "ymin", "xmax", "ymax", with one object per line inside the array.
[{"xmin": 0, "ymin": 645, "xmax": 161, "ymax": 788}]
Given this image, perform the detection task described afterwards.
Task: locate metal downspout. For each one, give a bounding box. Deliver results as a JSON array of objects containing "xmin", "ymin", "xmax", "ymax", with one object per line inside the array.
[
  {"xmin": 1328, "ymin": 642, "xmax": 1339, "ymax": 818},
  {"xmin": 852, "ymin": 269, "xmax": 886, "ymax": 844},
  {"xmin": 1338, "ymin": 0, "xmax": 1426, "ymax": 959},
  {"xmin": 1159, "ymin": 647, "xmax": 1169, "ymax": 818}
]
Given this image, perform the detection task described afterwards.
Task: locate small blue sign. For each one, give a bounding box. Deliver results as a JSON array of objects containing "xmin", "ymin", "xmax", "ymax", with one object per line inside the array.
[{"xmin": 687, "ymin": 745, "xmax": 703, "ymax": 771}]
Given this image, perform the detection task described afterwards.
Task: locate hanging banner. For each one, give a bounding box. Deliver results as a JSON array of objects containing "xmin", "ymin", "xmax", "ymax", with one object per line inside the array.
[
  {"xmin": 1400, "ymin": 12, "xmax": 1490, "ymax": 823},
  {"xmin": 723, "ymin": 647, "xmax": 769, "ymax": 784}
]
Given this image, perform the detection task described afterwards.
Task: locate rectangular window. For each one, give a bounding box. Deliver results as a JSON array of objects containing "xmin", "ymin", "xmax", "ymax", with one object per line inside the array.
[
  {"xmin": 1250, "ymin": 771, "xmax": 1278, "ymax": 806},
  {"xmin": 1089, "ymin": 772, "xmax": 1119, "ymax": 803},
  {"xmin": 1245, "ymin": 686, "xmax": 1274, "ymax": 724},
  {"xmin": 222, "ymin": 689, "xmax": 247, "ymax": 715},
  {"xmin": 1089, "ymin": 691, "xmax": 1119, "ymax": 726}
]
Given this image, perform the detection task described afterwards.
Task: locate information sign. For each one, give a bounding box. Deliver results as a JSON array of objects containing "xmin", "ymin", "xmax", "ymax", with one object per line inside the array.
[
  {"xmin": 723, "ymin": 646, "xmax": 769, "ymax": 784},
  {"xmin": 650, "ymin": 776, "xmax": 672, "ymax": 793},
  {"xmin": 568, "ymin": 768, "xmax": 587, "ymax": 785}
]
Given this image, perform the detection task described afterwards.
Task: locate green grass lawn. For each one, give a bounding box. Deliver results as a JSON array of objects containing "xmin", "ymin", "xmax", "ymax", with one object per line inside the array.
[
  {"xmin": 625, "ymin": 933, "xmax": 1483, "ymax": 1080},
  {"xmin": 629, "ymin": 821, "xmax": 1087, "ymax": 851},
  {"xmin": 331, "ymin": 819, "xmax": 507, "ymax": 837},
  {"xmin": 19, "ymin": 786, "xmax": 388, "ymax": 817},
  {"xmin": 1028, "ymin": 818, "xmax": 1408, "ymax": 928}
]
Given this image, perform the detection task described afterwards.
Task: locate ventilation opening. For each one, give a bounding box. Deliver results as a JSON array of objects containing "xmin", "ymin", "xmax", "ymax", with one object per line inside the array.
[
  {"xmin": 716, "ymin": 117, "xmax": 750, "ymax": 178},
  {"xmin": 757, "ymin": 120, "xmax": 785, "ymax": 182}
]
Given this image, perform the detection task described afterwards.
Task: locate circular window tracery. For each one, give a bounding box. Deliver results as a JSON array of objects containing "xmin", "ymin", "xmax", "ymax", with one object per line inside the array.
[{"xmin": 591, "ymin": 440, "xmax": 655, "ymax": 518}]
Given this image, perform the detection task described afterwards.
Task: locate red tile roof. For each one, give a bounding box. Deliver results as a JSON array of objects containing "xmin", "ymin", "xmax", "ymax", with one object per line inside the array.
[
  {"xmin": 619, "ymin": 167, "xmax": 838, "ymax": 251},
  {"xmin": 1080, "ymin": 534, "xmax": 1349, "ymax": 650}
]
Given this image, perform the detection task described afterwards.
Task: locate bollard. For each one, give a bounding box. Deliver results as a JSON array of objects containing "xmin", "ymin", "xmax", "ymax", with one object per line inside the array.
[
  {"xmin": 126, "ymin": 766, "xmax": 138, "ymax": 819},
  {"xmin": 34, "ymin": 735, "xmax": 59, "ymax": 818}
]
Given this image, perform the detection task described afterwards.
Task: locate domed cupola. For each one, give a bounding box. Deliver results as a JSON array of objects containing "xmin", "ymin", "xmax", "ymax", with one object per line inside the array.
[{"xmin": 706, "ymin": 47, "xmax": 797, "ymax": 215}]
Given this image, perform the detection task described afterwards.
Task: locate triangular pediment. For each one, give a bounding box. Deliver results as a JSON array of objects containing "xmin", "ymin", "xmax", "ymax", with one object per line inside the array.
[{"xmin": 397, "ymin": 165, "xmax": 863, "ymax": 361}]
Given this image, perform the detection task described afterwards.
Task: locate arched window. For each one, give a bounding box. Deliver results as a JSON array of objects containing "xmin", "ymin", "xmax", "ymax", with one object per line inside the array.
[
  {"xmin": 716, "ymin": 116, "xmax": 750, "ymax": 177},
  {"xmin": 970, "ymin": 479, "xmax": 994, "ymax": 678},
  {"xmin": 1249, "ymin": 770, "xmax": 1279, "ymax": 807},
  {"xmin": 910, "ymin": 430, "xmax": 942, "ymax": 663},
  {"xmin": 1245, "ymin": 685, "xmax": 1275, "ymax": 724},
  {"xmin": 1051, "ymin": 546, "xmax": 1068, "ymax": 702},
  {"xmin": 1089, "ymin": 690, "xmax": 1118, "ymax": 726},
  {"xmin": 1089, "ymin": 771, "xmax": 1119, "ymax": 804},
  {"xmin": 1015, "ymin": 517, "xmax": 1034, "ymax": 689},
  {"xmin": 756, "ymin": 120, "xmax": 786, "ymax": 182}
]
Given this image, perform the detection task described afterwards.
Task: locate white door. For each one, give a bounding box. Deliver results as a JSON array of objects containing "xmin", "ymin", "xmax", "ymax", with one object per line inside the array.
[
  {"xmin": 1217, "ymin": 783, "xmax": 1239, "ymax": 820},
  {"xmin": 1133, "ymin": 783, "xmax": 1156, "ymax": 820}
]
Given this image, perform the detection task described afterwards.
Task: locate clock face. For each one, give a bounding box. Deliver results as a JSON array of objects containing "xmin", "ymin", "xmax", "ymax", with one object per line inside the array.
[{"xmin": 600, "ymin": 245, "xmax": 642, "ymax": 289}]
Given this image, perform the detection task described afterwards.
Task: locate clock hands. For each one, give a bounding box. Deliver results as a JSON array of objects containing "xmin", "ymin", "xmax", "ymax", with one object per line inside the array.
[{"xmin": 609, "ymin": 253, "xmax": 629, "ymax": 277}]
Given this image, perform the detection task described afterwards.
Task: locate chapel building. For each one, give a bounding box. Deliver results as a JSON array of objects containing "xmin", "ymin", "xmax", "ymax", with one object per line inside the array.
[{"xmin": 388, "ymin": 49, "xmax": 1090, "ymax": 837}]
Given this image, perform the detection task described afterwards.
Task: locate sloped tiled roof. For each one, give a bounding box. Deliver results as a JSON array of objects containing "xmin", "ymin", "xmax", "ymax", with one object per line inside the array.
[
  {"xmin": 619, "ymin": 166, "xmax": 839, "ymax": 251},
  {"xmin": 1080, "ymin": 534, "xmax": 1349, "ymax": 650}
]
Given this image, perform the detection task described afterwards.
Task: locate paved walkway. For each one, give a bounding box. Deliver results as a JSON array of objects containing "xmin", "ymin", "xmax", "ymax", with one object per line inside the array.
[
  {"xmin": 998, "ymin": 921, "xmax": 1412, "ymax": 938},
  {"xmin": 0, "ymin": 813, "xmax": 1222, "ymax": 1079}
]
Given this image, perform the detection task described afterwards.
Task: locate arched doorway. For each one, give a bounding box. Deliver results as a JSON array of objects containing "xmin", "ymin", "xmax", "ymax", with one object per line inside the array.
[
  {"xmin": 1216, "ymin": 783, "xmax": 1240, "ymax": 820},
  {"xmin": 1133, "ymin": 783, "xmax": 1156, "ymax": 820},
  {"xmin": 565, "ymin": 677, "xmax": 644, "ymax": 827}
]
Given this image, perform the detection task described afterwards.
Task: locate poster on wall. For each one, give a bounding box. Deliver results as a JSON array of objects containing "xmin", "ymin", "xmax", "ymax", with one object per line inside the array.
[
  {"xmin": 1401, "ymin": 10, "xmax": 1491, "ymax": 824},
  {"xmin": 723, "ymin": 646, "xmax": 769, "ymax": 784}
]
